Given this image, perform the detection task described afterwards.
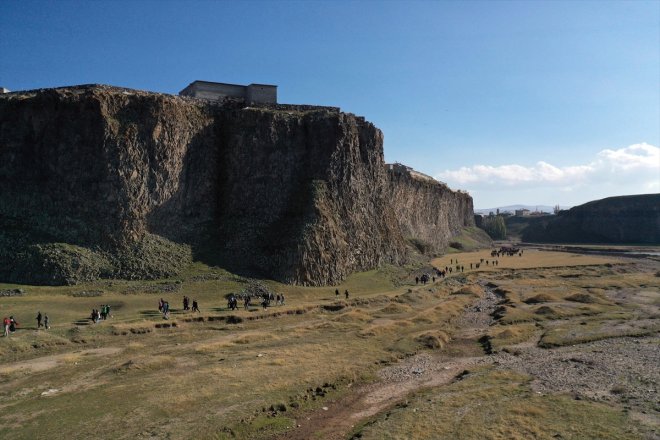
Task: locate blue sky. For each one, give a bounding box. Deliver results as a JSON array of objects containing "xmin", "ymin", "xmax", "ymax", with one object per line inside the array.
[{"xmin": 2, "ymin": 0, "xmax": 658, "ymax": 208}]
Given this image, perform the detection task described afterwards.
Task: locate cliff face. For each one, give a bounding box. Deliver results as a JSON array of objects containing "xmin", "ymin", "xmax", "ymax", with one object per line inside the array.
[
  {"xmin": 0, "ymin": 85, "xmax": 469, "ymax": 285},
  {"xmin": 521, "ymin": 194, "xmax": 660, "ymax": 244},
  {"xmin": 215, "ymin": 109, "xmax": 407, "ymax": 284},
  {"xmin": 386, "ymin": 165, "xmax": 474, "ymax": 252}
]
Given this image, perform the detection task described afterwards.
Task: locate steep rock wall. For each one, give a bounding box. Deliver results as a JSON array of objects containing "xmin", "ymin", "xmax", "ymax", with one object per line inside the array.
[
  {"xmin": 0, "ymin": 85, "xmax": 471, "ymax": 285},
  {"xmin": 0, "ymin": 86, "xmax": 218, "ymax": 283},
  {"xmin": 521, "ymin": 194, "xmax": 660, "ymax": 244},
  {"xmin": 213, "ymin": 107, "xmax": 407, "ymax": 284},
  {"xmin": 386, "ymin": 165, "xmax": 474, "ymax": 252}
]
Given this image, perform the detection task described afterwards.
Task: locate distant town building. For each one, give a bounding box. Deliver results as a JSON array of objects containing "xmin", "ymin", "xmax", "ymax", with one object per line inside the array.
[
  {"xmin": 0, "ymin": 87, "xmax": 10, "ymax": 94},
  {"xmin": 179, "ymin": 81, "xmax": 277, "ymax": 104},
  {"xmin": 515, "ymin": 209, "xmax": 531, "ymax": 217}
]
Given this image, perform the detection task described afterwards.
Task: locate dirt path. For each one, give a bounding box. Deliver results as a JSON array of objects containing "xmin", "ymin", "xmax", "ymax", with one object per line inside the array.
[
  {"xmin": 0, "ymin": 347, "xmax": 122, "ymax": 375},
  {"xmin": 281, "ymin": 355, "xmax": 485, "ymax": 440},
  {"xmin": 280, "ymin": 286, "xmax": 500, "ymax": 440}
]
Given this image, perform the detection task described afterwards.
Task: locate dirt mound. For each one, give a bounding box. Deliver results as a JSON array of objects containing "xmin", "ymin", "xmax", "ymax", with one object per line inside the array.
[
  {"xmin": 451, "ymin": 285, "xmax": 483, "ymax": 297},
  {"xmin": 524, "ymin": 293, "xmax": 556, "ymax": 304},
  {"xmin": 415, "ymin": 330, "xmax": 450, "ymax": 349},
  {"xmin": 534, "ymin": 306, "xmax": 561, "ymax": 319},
  {"xmin": 565, "ymin": 293, "xmax": 601, "ymax": 304},
  {"xmin": 334, "ymin": 309, "xmax": 372, "ymax": 323},
  {"xmin": 378, "ymin": 303, "xmax": 413, "ymax": 314}
]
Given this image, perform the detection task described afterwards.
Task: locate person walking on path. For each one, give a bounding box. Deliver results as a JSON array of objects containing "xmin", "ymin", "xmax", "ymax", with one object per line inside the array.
[
  {"xmin": 192, "ymin": 299, "xmax": 200, "ymax": 313},
  {"xmin": 3, "ymin": 317, "xmax": 9, "ymax": 337},
  {"xmin": 36, "ymin": 311, "xmax": 43, "ymax": 329},
  {"xmin": 44, "ymin": 314, "xmax": 50, "ymax": 330},
  {"xmin": 335, "ymin": 289, "xmax": 339, "ymax": 298},
  {"xmin": 344, "ymin": 290, "xmax": 349, "ymax": 299}
]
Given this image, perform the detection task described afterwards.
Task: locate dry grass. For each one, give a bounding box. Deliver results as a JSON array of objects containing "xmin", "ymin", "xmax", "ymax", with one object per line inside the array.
[
  {"xmin": 415, "ymin": 330, "xmax": 451, "ymax": 349},
  {"xmin": 432, "ymin": 249, "xmax": 619, "ymax": 273},
  {"xmin": 539, "ymin": 319, "xmax": 660, "ymax": 347},
  {"xmin": 488, "ymin": 323, "xmax": 537, "ymax": 351},
  {"xmin": 352, "ymin": 367, "xmax": 646, "ymax": 440},
  {"xmin": 0, "ymin": 248, "xmax": 656, "ymax": 440}
]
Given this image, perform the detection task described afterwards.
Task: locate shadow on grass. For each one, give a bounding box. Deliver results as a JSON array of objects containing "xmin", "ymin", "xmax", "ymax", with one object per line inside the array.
[
  {"xmin": 73, "ymin": 319, "xmax": 91, "ymax": 326},
  {"xmin": 139, "ymin": 310, "xmax": 161, "ymax": 317}
]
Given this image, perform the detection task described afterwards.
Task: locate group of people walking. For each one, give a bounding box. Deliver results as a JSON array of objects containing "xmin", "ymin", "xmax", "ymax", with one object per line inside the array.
[
  {"xmin": 36, "ymin": 311, "xmax": 50, "ymax": 329},
  {"xmin": 90, "ymin": 305, "xmax": 111, "ymax": 323},
  {"xmin": 181, "ymin": 296, "xmax": 200, "ymax": 313},
  {"xmin": 3, "ymin": 313, "xmax": 50, "ymax": 337},
  {"xmin": 2, "ymin": 316, "xmax": 19, "ymax": 337},
  {"xmin": 159, "ymin": 297, "xmax": 200, "ymax": 319},
  {"xmin": 335, "ymin": 289, "xmax": 350, "ymax": 299}
]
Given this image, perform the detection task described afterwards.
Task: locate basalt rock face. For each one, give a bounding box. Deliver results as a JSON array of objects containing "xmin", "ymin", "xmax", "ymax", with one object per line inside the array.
[
  {"xmin": 521, "ymin": 194, "xmax": 660, "ymax": 244},
  {"xmin": 214, "ymin": 107, "xmax": 407, "ymax": 284},
  {"xmin": 386, "ymin": 165, "xmax": 474, "ymax": 252},
  {"xmin": 0, "ymin": 86, "xmax": 217, "ymax": 284},
  {"xmin": 0, "ymin": 85, "xmax": 469, "ymax": 285}
]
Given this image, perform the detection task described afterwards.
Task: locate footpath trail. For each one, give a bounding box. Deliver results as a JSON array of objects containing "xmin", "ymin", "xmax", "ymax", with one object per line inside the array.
[
  {"xmin": 0, "ymin": 347, "xmax": 122, "ymax": 375},
  {"xmin": 280, "ymin": 271, "xmax": 660, "ymax": 440},
  {"xmin": 280, "ymin": 285, "xmax": 500, "ymax": 440}
]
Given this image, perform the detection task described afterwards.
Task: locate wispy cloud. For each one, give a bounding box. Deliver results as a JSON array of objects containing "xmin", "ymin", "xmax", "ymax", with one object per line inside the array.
[{"xmin": 437, "ymin": 143, "xmax": 660, "ymax": 191}]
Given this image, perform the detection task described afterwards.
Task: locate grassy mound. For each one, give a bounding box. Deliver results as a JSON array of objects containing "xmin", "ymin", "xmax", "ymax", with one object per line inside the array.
[
  {"xmin": 444, "ymin": 226, "xmax": 492, "ymax": 253},
  {"xmin": 12, "ymin": 243, "xmax": 113, "ymax": 285},
  {"xmin": 415, "ymin": 330, "xmax": 450, "ymax": 349},
  {"xmin": 2, "ymin": 234, "xmax": 192, "ymax": 285},
  {"xmin": 523, "ymin": 293, "xmax": 557, "ymax": 304}
]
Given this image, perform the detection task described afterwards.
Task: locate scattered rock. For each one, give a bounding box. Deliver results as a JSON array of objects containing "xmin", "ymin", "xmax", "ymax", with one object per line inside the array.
[
  {"xmin": 41, "ymin": 388, "xmax": 59, "ymax": 396},
  {"xmin": 0, "ymin": 288, "xmax": 25, "ymax": 297}
]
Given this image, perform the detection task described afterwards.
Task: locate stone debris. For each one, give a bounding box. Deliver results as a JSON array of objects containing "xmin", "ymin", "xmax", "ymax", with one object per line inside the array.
[
  {"xmin": 0, "ymin": 288, "xmax": 25, "ymax": 297},
  {"xmin": 41, "ymin": 389, "xmax": 59, "ymax": 397},
  {"xmin": 122, "ymin": 283, "xmax": 181, "ymax": 295}
]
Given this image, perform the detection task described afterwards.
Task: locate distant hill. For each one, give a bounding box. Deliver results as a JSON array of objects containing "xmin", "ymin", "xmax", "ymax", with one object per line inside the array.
[
  {"xmin": 474, "ymin": 204, "xmax": 570, "ymax": 215},
  {"xmin": 519, "ymin": 194, "xmax": 660, "ymax": 244}
]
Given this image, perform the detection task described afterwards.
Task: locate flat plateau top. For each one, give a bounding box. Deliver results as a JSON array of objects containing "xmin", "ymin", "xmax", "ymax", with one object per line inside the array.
[{"xmin": 0, "ymin": 84, "xmax": 341, "ymax": 113}]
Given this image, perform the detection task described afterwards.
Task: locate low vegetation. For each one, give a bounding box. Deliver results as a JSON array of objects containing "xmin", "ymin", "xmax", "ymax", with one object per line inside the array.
[{"xmin": 0, "ymin": 247, "xmax": 657, "ymax": 439}]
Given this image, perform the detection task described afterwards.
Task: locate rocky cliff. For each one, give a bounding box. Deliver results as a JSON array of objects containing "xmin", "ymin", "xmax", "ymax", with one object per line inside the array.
[
  {"xmin": 386, "ymin": 164, "xmax": 474, "ymax": 252},
  {"xmin": 521, "ymin": 194, "xmax": 660, "ymax": 244},
  {"xmin": 0, "ymin": 85, "xmax": 470, "ymax": 285}
]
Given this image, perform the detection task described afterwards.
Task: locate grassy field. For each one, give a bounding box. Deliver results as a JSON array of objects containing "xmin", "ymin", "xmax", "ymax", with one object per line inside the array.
[
  {"xmin": 0, "ymin": 249, "xmax": 658, "ymax": 439},
  {"xmin": 352, "ymin": 367, "xmax": 645, "ymax": 440}
]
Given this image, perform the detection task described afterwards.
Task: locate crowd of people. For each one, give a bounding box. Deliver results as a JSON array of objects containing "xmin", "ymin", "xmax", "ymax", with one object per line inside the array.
[
  {"xmin": 90, "ymin": 305, "xmax": 111, "ymax": 323},
  {"xmin": 5, "ymin": 250, "xmax": 522, "ymax": 336},
  {"xmin": 415, "ymin": 248, "xmax": 527, "ymax": 285}
]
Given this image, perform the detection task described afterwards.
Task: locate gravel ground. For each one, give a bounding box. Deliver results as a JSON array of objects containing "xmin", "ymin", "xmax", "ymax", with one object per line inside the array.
[
  {"xmin": 378, "ymin": 281, "xmax": 659, "ymax": 430},
  {"xmin": 494, "ymin": 336, "xmax": 660, "ymax": 415}
]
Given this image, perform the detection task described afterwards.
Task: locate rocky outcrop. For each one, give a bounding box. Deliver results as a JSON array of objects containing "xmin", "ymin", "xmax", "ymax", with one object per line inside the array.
[
  {"xmin": 0, "ymin": 85, "xmax": 471, "ymax": 285},
  {"xmin": 386, "ymin": 164, "xmax": 474, "ymax": 252},
  {"xmin": 521, "ymin": 194, "xmax": 660, "ymax": 244}
]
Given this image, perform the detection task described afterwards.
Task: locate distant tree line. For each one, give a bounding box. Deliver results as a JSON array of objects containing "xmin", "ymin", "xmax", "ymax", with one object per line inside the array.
[{"xmin": 481, "ymin": 215, "xmax": 507, "ymax": 240}]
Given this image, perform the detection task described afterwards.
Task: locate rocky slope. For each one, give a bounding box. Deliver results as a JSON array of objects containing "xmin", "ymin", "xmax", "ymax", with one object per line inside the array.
[
  {"xmin": 521, "ymin": 194, "xmax": 660, "ymax": 244},
  {"xmin": 0, "ymin": 85, "xmax": 471, "ymax": 285}
]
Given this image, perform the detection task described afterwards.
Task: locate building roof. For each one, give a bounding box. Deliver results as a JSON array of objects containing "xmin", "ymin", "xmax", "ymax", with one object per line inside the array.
[{"xmin": 184, "ymin": 80, "xmax": 277, "ymax": 88}]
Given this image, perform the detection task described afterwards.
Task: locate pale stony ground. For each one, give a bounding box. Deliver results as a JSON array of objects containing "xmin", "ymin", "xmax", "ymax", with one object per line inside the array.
[
  {"xmin": 494, "ymin": 337, "xmax": 659, "ymax": 418},
  {"xmin": 292, "ymin": 256, "xmax": 660, "ymax": 439}
]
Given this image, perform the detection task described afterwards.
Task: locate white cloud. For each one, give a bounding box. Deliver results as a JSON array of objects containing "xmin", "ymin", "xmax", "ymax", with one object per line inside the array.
[
  {"xmin": 437, "ymin": 143, "xmax": 660, "ymax": 191},
  {"xmin": 598, "ymin": 143, "xmax": 660, "ymax": 171}
]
